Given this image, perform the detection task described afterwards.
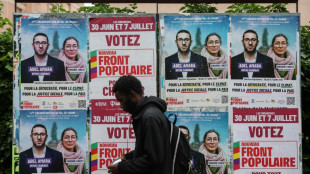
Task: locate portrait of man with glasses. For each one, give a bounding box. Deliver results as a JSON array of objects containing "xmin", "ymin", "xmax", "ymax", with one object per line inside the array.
[
  {"xmin": 21, "ymin": 33, "xmax": 66, "ymax": 83},
  {"xmin": 19, "ymin": 124, "xmax": 65, "ymax": 173},
  {"xmin": 165, "ymin": 30, "xmax": 209, "ymax": 80},
  {"xmin": 231, "ymin": 29, "xmax": 275, "ymax": 79}
]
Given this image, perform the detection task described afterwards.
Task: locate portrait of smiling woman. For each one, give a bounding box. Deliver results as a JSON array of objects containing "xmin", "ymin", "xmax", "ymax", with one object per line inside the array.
[
  {"xmin": 201, "ymin": 33, "xmax": 228, "ymax": 79},
  {"xmin": 57, "ymin": 128, "xmax": 86, "ymax": 174},
  {"xmin": 199, "ymin": 129, "xmax": 228, "ymax": 174},
  {"xmin": 58, "ymin": 36, "xmax": 87, "ymax": 83},
  {"xmin": 267, "ymin": 33, "xmax": 296, "ymax": 80}
]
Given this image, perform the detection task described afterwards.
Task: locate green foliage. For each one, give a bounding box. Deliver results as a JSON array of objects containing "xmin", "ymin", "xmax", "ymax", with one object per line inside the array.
[
  {"xmin": 225, "ymin": 3, "xmax": 289, "ymax": 13},
  {"xmin": 226, "ymin": 3, "xmax": 266, "ymax": 13},
  {"xmin": 179, "ymin": 3, "xmax": 289, "ymax": 14},
  {"xmin": 79, "ymin": 3, "xmax": 143, "ymax": 13},
  {"xmin": 301, "ymin": 24, "xmax": 310, "ymax": 173},
  {"xmin": 179, "ymin": 3, "xmax": 217, "ymax": 13},
  {"xmin": 50, "ymin": 4, "xmax": 71, "ymax": 13},
  {"xmin": 78, "ymin": 3, "xmax": 114, "ymax": 13},
  {"xmin": 0, "ymin": 1, "xmax": 13, "ymax": 174},
  {"xmin": 50, "ymin": 3, "xmax": 143, "ymax": 14},
  {"xmin": 265, "ymin": 3, "xmax": 289, "ymax": 13}
]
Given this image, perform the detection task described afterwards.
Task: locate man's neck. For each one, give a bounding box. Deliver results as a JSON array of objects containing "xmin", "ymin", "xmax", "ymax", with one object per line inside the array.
[
  {"xmin": 178, "ymin": 51, "xmax": 190, "ymax": 61},
  {"xmin": 34, "ymin": 54, "xmax": 47, "ymax": 64},
  {"xmin": 33, "ymin": 145, "xmax": 45, "ymax": 156},
  {"xmin": 244, "ymin": 51, "xmax": 256, "ymax": 61}
]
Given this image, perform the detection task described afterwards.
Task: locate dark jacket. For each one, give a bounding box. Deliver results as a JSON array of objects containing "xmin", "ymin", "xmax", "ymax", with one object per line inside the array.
[
  {"xmin": 165, "ymin": 52, "xmax": 209, "ymax": 80},
  {"xmin": 21, "ymin": 55, "xmax": 66, "ymax": 83},
  {"xmin": 118, "ymin": 96, "xmax": 172, "ymax": 174},
  {"xmin": 231, "ymin": 51, "xmax": 275, "ymax": 79},
  {"xmin": 19, "ymin": 146, "xmax": 65, "ymax": 173},
  {"xmin": 191, "ymin": 150, "xmax": 206, "ymax": 174}
]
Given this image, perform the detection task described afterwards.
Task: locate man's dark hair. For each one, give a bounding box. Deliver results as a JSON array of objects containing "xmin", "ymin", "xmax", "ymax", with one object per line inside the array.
[
  {"xmin": 113, "ymin": 75, "xmax": 143, "ymax": 95},
  {"xmin": 271, "ymin": 33, "xmax": 288, "ymax": 46},
  {"xmin": 61, "ymin": 127, "xmax": 78, "ymax": 140},
  {"xmin": 205, "ymin": 32, "xmax": 222, "ymax": 46},
  {"xmin": 176, "ymin": 30, "xmax": 192, "ymax": 40},
  {"xmin": 33, "ymin": 33, "xmax": 49, "ymax": 43},
  {"xmin": 179, "ymin": 125, "xmax": 190, "ymax": 136},
  {"xmin": 242, "ymin": 30, "xmax": 258, "ymax": 40},
  {"xmin": 31, "ymin": 124, "xmax": 47, "ymax": 134},
  {"xmin": 203, "ymin": 129, "xmax": 220, "ymax": 142}
]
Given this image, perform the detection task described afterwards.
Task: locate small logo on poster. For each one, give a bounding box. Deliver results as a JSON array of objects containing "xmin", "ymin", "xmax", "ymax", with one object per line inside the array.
[
  {"xmin": 231, "ymin": 97, "xmax": 249, "ymax": 105},
  {"xmin": 166, "ymin": 97, "xmax": 184, "ymax": 105},
  {"xmin": 110, "ymin": 101, "xmax": 120, "ymax": 107}
]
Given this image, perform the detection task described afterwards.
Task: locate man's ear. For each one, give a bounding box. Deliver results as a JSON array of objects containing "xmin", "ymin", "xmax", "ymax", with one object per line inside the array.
[
  {"xmin": 129, "ymin": 90, "xmax": 135, "ymax": 96},
  {"xmin": 129, "ymin": 90, "xmax": 138, "ymax": 99},
  {"xmin": 129, "ymin": 90, "xmax": 141, "ymax": 103}
]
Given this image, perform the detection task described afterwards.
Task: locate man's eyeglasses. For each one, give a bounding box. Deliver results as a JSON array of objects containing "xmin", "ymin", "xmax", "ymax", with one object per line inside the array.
[
  {"xmin": 33, "ymin": 41, "xmax": 48, "ymax": 46},
  {"xmin": 243, "ymin": 38, "xmax": 257, "ymax": 43},
  {"xmin": 177, "ymin": 38, "xmax": 191, "ymax": 43},
  {"xmin": 32, "ymin": 133, "xmax": 47, "ymax": 137}
]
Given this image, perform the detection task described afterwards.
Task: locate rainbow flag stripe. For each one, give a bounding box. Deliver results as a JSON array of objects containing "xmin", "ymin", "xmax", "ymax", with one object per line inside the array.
[
  {"xmin": 91, "ymin": 143, "xmax": 98, "ymax": 172},
  {"xmin": 90, "ymin": 51, "xmax": 97, "ymax": 79},
  {"xmin": 233, "ymin": 141, "xmax": 240, "ymax": 170}
]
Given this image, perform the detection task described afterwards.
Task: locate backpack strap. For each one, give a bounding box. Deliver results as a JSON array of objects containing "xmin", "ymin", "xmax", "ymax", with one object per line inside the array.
[{"xmin": 170, "ymin": 123, "xmax": 180, "ymax": 174}]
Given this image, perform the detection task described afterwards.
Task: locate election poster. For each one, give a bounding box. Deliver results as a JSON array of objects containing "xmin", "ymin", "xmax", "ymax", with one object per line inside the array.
[
  {"xmin": 14, "ymin": 13, "xmax": 42, "ymax": 145},
  {"xmin": 90, "ymin": 102, "xmax": 135, "ymax": 173},
  {"xmin": 230, "ymin": 15, "xmax": 300, "ymax": 108},
  {"xmin": 89, "ymin": 15, "xmax": 157, "ymax": 173},
  {"xmin": 20, "ymin": 18, "xmax": 88, "ymax": 110},
  {"xmin": 230, "ymin": 14, "xmax": 301, "ymax": 174},
  {"xmin": 89, "ymin": 15, "xmax": 157, "ymax": 100},
  {"xmin": 232, "ymin": 108, "xmax": 301, "ymax": 174},
  {"xmin": 165, "ymin": 111, "xmax": 229, "ymax": 174},
  {"xmin": 13, "ymin": 14, "xmax": 42, "ymax": 173},
  {"xmin": 159, "ymin": 14, "xmax": 229, "ymax": 109},
  {"xmin": 19, "ymin": 110, "xmax": 88, "ymax": 174}
]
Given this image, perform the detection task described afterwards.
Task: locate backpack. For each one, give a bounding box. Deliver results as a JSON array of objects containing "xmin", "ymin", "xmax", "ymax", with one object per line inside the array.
[{"xmin": 167, "ymin": 113, "xmax": 192, "ymax": 174}]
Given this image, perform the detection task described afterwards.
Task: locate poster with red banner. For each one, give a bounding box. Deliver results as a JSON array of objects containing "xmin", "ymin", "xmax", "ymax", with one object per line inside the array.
[
  {"xmin": 230, "ymin": 14, "xmax": 301, "ymax": 174},
  {"xmin": 89, "ymin": 15, "xmax": 157, "ymax": 173},
  {"xmin": 232, "ymin": 109, "xmax": 301, "ymax": 174}
]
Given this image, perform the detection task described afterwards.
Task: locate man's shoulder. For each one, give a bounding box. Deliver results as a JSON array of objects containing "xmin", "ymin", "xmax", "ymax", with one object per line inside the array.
[
  {"xmin": 21, "ymin": 56, "xmax": 35, "ymax": 64},
  {"xmin": 48, "ymin": 55, "xmax": 63, "ymax": 64},
  {"xmin": 46, "ymin": 146, "xmax": 62, "ymax": 156},
  {"xmin": 232, "ymin": 52, "xmax": 243, "ymax": 60},
  {"xmin": 141, "ymin": 105, "xmax": 165, "ymax": 121},
  {"xmin": 165, "ymin": 53, "xmax": 178, "ymax": 61},
  {"xmin": 47, "ymin": 55, "xmax": 65, "ymax": 69},
  {"xmin": 191, "ymin": 51, "xmax": 205, "ymax": 60},
  {"xmin": 257, "ymin": 52, "xmax": 273, "ymax": 62},
  {"xmin": 20, "ymin": 147, "xmax": 33, "ymax": 156}
]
